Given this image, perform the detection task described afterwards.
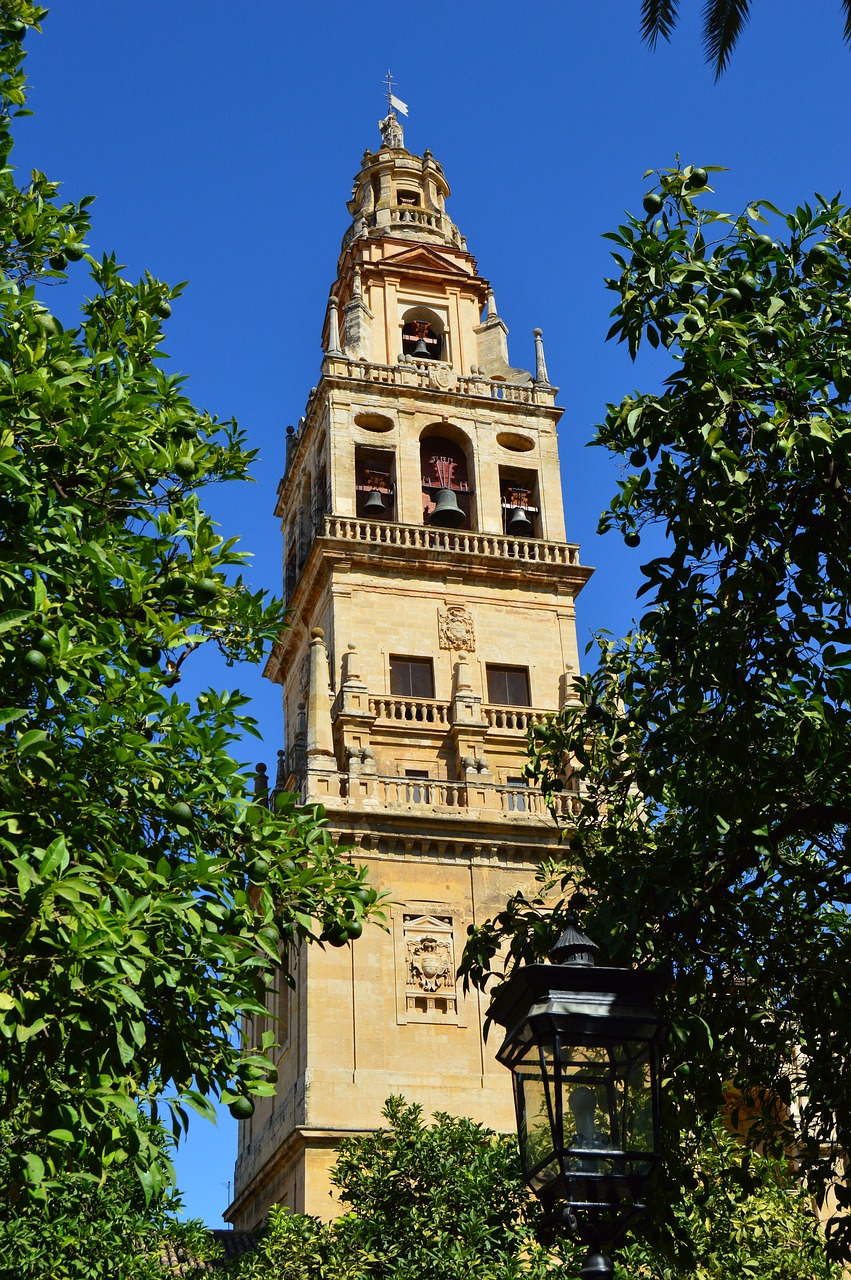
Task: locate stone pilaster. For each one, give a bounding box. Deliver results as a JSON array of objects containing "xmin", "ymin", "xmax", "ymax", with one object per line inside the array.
[{"xmin": 305, "ymin": 627, "xmax": 338, "ymax": 798}]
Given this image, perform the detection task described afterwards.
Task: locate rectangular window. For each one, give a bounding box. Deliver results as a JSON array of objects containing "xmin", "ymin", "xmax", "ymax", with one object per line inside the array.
[
  {"xmin": 486, "ymin": 664, "xmax": 531, "ymax": 707},
  {"xmin": 390, "ymin": 656, "xmax": 434, "ymax": 699}
]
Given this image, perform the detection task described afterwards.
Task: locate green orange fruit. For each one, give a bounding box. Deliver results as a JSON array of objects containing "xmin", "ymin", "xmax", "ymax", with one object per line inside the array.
[
  {"xmin": 136, "ymin": 644, "xmax": 162, "ymax": 668},
  {"xmin": 193, "ymin": 577, "xmax": 219, "ymax": 603},
  {"xmin": 228, "ymin": 1096, "xmax": 255, "ymax": 1120},
  {"xmin": 166, "ymin": 801, "xmax": 193, "ymax": 826},
  {"xmin": 642, "ymin": 192, "xmax": 663, "ymax": 216},
  {"xmin": 247, "ymin": 857, "xmax": 271, "ymax": 884},
  {"xmin": 323, "ymin": 922, "xmax": 350, "ymax": 947}
]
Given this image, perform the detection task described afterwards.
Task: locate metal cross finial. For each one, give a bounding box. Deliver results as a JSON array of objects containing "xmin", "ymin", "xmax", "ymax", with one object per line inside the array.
[{"xmin": 384, "ymin": 69, "xmax": 396, "ymax": 111}]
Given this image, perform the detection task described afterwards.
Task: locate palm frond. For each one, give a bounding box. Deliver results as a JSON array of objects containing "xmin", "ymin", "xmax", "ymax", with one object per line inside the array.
[
  {"xmin": 640, "ymin": 0, "xmax": 681, "ymax": 48},
  {"xmin": 702, "ymin": 0, "xmax": 752, "ymax": 78},
  {"xmin": 841, "ymin": 0, "xmax": 851, "ymax": 44}
]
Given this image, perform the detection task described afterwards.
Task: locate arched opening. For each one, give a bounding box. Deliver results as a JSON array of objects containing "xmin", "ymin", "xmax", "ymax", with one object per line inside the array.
[
  {"xmin": 355, "ymin": 445, "xmax": 396, "ymax": 522},
  {"xmin": 499, "ymin": 465, "xmax": 540, "ymax": 538},
  {"xmin": 420, "ymin": 426, "xmax": 474, "ymax": 529},
  {"xmin": 401, "ymin": 306, "xmax": 445, "ymax": 362}
]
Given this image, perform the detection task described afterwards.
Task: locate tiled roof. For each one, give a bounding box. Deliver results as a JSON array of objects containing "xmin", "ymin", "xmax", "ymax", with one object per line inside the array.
[{"xmin": 161, "ymin": 1229, "xmax": 260, "ymax": 1273}]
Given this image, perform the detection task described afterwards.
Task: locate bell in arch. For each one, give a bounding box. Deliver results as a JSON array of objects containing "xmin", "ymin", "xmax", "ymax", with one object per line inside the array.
[
  {"xmin": 506, "ymin": 504, "xmax": 535, "ymax": 537},
  {"xmin": 429, "ymin": 488, "xmax": 467, "ymax": 529},
  {"xmin": 362, "ymin": 488, "xmax": 387, "ymax": 516},
  {"xmin": 411, "ymin": 335, "xmax": 430, "ymax": 358}
]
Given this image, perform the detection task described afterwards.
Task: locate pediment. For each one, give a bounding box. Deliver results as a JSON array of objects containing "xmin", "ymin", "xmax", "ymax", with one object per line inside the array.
[{"xmin": 380, "ymin": 244, "xmax": 470, "ymax": 277}]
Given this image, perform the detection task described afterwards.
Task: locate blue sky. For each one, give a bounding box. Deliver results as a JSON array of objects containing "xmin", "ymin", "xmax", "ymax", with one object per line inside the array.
[{"xmin": 18, "ymin": 0, "xmax": 851, "ymax": 1227}]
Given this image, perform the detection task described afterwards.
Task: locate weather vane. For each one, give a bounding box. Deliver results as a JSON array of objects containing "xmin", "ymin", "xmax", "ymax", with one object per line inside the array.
[{"xmin": 383, "ymin": 69, "xmax": 409, "ymax": 118}]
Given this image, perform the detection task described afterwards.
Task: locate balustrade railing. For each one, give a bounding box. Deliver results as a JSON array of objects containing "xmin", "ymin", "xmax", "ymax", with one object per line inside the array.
[
  {"xmin": 369, "ymin": 696, "xmax": 451, "ymax": 725},
  {"xmin": 391, "ymin": 205, "xmax": 440, "ymax": 229},
  {"xmin": 484, "ymin": 706, "xmax": 550, "ymax": 732},
  {"xmin": 326, "ymin": 355, "xmax": 556, "ymax": 405},
  {"xmin": 490, "ymin": 785, "xmax": 580, "ymax": 818},
  {"xmin": 333, "ymin": 772, "xmax": 579, "ymax": 819},
  {"xmin": 322, "ymin": 516, "xmax": 581, "ymax": 566},
  {"xmin": 374, "ymin": 776, "xmax": 466, "ymax": 807}
]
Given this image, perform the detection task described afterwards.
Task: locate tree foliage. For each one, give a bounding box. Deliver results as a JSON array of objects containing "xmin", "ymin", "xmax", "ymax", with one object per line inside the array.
[
  {"xmin": 0, "ymin": 3, "xmax": 380, "ymax": 1205},
  {"xmin": 461, "ymin": 164, "xmax": 851, "ymax": 1260},
  {"xmin": 231, "ymin": 1097, "xmax": 580, "ymax": 1280},
  {"xmin": 229, "ymin": 1100, "xmax": 837, "ymax": 1280},
  {"xmin": 640, "ymin": 0, "xmax": 851, "ymax": 78},
  {"xmin": 0, "ymin": 1118, "xmax": 218, "ymax": 1280}
]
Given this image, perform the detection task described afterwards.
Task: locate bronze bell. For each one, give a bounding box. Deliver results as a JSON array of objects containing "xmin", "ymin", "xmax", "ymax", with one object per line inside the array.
[
  {"xmin": 429, "ymin": 487, "xmax": 467, "ymax": 529},
  {"xmin": 506, "ymin": 505, "xmax": 535, "ymax": 537},
  {"xmin": 362, "ymin": 488, "xmax": 387, "ymax": 516},
  {"xmin": 411, "ymin": 336, "xmax": 430, "ymax": 358}
]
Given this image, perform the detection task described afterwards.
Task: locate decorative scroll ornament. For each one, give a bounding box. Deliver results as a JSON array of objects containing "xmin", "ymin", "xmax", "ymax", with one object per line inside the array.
[{"xmin": 438, "ymin": 605, "xmax": 475, "ymax": 653}]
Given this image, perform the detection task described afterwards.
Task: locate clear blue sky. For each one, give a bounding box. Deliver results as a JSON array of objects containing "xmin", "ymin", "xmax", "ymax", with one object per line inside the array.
[{"xmin": 17, "ymin": 0, "xmax": 851, "ymax": 1226}]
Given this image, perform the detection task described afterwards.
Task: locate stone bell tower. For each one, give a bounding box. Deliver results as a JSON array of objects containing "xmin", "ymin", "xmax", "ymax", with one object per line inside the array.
[{"xmin": 225, "ymin": 106, "xmax": 592, "ymax": 1228}]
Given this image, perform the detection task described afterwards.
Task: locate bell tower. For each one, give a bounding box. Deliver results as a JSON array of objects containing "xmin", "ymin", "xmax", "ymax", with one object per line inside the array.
[{"xmin": 225, "ymin": 106, "xmax": 592, "ymax": 1228}]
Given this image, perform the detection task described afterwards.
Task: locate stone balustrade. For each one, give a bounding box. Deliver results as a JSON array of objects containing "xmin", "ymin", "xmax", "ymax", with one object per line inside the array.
[
  {"xmin": 374, "ymin": 776, "xmax": 466, "ymax": 807},
  {"xmin": 322, "ymin": 516, "xmax": 581, "ymax": 566},
  {"xmin": 390, "ymin": 205, "xmax": 440, "ymax": 229},
  {"xmin": 325, "ymin": 355, "xmax": 556, "ymax": 405},
  {"xmin": 368, "ymin": 696, "xmax": 451, "ymax": 725},
  {"xmin": 326, "ymin": 773, "xmax": 579, "ymax": 821},
  {"xmin": 484, "ymin": 706, "xmax": 550, "ymax": 732}
]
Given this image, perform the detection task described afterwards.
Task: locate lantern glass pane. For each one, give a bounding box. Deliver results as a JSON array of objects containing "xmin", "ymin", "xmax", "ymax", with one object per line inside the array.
[
  {"xmin": 557, "ymin": 1039, "xmax": 654, "ymax": 1160},
  {"xmin": 513, "ymin": 1042, "xmax": 556, "ymax": 1183}
]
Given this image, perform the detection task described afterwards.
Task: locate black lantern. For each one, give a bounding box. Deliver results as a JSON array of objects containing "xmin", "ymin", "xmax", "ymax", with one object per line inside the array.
[{"xmin": 488, "ymin": 919, "xmax": 668, "ymax": 1279}]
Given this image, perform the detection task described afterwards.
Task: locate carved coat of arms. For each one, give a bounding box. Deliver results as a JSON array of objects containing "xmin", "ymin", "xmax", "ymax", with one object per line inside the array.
[
  {"xmin": 438, "ymin": 605, "xmax": 475, "ymax": 652},
  {"xmin": 407, "ymin": 934, "xmax": 453, "ymax": 993}
]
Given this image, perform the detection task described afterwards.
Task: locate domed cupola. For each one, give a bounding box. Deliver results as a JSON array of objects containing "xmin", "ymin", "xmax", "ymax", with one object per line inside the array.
[{"xmin": 342, "ymin": 107, "xmax": 466, "ymax": 252}]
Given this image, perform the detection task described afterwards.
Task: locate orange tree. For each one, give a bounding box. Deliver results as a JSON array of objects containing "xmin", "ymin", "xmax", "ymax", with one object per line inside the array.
[
  {"xmin": 0, "ymin": 4, "xmax": 378, "ymax": 1208},
  {"xmin": 461, "ymin": 165, "xmax": 851, "ymax": 1262},
  {"xmin": 230, "ymin": 1101, "xmax": 837, "ymax": 1280}
]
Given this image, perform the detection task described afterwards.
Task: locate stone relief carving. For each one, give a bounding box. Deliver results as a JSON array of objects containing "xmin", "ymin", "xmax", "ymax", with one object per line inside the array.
[
  {"xmin": 438, "ymin": 605, "xmax": 475, "ymax": 653},
  {"xmin": 428, "ymin": 364, "xmax": 457, "ymax": 392},
  {"xmin": 408, "ymin": 935, "xmax": 452, "ymax": 992},
  {"xmin": 403, "ymin": 915, "xmax": 457, "ymax": 1012}
]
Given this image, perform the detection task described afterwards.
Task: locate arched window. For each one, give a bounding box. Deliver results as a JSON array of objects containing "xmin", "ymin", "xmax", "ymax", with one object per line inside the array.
[
  {"xmin": 401, "ymin": 306, "xmax": 445, "ymax": 362},
  {"xmin": 420, "ymin": 434, "xmax": 472, "ymax": 529},
  {"xmin": 499, "ymin": 466, "xmax": 540, "ymax": 538},
  {"xmin": 355, "ymin": 445, "xmax": 396, "ymax": 521}
]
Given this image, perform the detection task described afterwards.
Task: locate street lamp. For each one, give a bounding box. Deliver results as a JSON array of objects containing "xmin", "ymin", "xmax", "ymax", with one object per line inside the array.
[{"xmin": 488, "ymin": 918, "xmax": 669, "ymax": 1280}]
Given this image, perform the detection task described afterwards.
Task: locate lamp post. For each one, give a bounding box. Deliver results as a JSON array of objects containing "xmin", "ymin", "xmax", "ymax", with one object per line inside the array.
[{"xmin": 488, "ymin": 918, "xmax": 669, "ymax": 1280}]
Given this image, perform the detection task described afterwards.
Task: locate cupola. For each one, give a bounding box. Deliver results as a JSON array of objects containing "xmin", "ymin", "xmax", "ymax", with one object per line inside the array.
[{"xmin": 343, "ymin": 110, "xmax": 466, "ymax": 251}]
